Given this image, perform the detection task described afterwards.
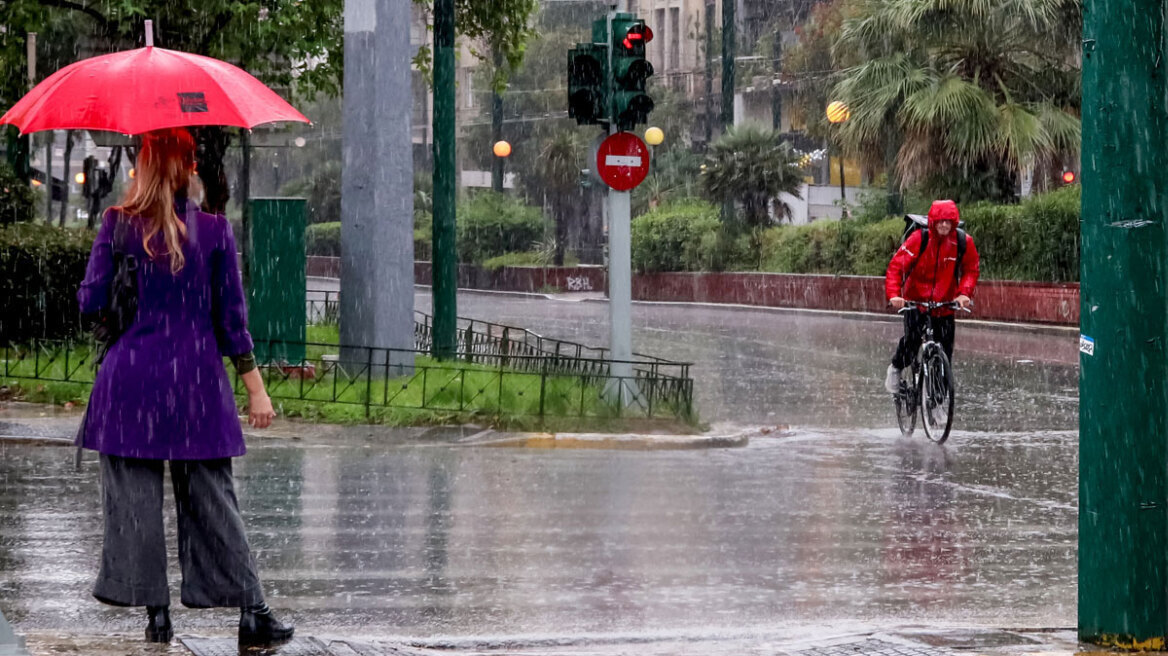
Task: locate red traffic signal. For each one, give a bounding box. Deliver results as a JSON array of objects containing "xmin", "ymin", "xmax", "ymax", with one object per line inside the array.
[
  {"xmin": 1062, "ymin": 170, "xmax": 1077, "ymax": 184},
  {"xmin": 622, "ymin": 24, "xmax": 654, "ymax": 50}
]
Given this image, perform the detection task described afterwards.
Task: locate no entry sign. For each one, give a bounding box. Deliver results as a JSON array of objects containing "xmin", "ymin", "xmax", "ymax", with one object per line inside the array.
[{"xmin": 596, "ymin": 132, "xmax": 651, "ymax": 191}]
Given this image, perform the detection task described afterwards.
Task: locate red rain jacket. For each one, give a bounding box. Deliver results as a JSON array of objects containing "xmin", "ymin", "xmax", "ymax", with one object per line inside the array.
[{"xmin": 885, "ymin": 200, "xmax": 981, "ymax": 317}]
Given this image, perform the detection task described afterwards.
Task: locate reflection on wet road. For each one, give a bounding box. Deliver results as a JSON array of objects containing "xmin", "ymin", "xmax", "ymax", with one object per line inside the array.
[{"xmin": 0, "ymin": 428, "xmax": 1075, "ymax": 637}]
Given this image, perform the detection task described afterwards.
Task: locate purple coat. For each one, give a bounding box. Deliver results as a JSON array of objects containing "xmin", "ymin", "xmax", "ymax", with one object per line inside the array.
[{"xmin": 78, "ymin": 200, "xmax": 253, "ymax": 460}]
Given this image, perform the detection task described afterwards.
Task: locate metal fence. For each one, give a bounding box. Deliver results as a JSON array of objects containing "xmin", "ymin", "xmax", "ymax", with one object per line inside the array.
[
  {"xmin": 2, "ymin": 338, "xmax": 694, "ymax": 421},
  {"xmin": 307, "ymin": 290, "xmax": 690, "ymax": 381}
]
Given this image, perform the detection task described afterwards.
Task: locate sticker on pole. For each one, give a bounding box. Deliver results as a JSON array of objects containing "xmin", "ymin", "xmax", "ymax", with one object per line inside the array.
[
  {"xmin": 596, "ymin": 132, "xmax": 651, "ymax": 191},
  {"xmin": 1080, "ymin": 335, "xmax": 1095, "ymax": 356}
]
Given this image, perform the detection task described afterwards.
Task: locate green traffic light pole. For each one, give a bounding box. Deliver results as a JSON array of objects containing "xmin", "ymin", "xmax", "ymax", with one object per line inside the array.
[
  {"xmin": 432, "ymin": 0, "xmax": 458, "ymax": 361},
  {"xmin": 1079, "ymin": 0, "xmax": 1168, "ymax": 648}
]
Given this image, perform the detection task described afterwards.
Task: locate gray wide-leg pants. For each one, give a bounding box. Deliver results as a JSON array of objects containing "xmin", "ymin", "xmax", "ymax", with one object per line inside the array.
[{"xmin": 93, "ymin": 454, "xmax": 265, "ymax": 609}]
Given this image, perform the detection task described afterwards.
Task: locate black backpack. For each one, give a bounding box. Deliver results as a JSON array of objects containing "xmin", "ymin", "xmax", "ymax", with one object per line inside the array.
[{"xmin": 901, "ymin": 213, "xmax": 968, "ymax": 279}]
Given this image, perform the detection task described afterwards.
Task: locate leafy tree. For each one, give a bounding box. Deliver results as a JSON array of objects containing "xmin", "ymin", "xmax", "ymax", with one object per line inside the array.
[{"xmin": 830, "ymin": 0, "xmax": 1081, "ymax": 202}]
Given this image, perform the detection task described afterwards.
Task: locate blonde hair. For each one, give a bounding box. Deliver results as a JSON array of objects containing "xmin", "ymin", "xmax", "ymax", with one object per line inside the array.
[{"xmin": 117, "ymin": 128, "xmax": 196, "ymax": 273}]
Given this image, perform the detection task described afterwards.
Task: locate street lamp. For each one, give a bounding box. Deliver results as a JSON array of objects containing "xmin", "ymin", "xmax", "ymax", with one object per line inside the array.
[
  {"xmin": 644, "ymin": 127, "xmax": 665, "ymax": 147},
  {"xmin": 492, "ymin": 140, "xmax": 511, "ymax": 192},
  {"xmin": 826, "ymin": 101, "xmax": 850, "ymax": 205}
]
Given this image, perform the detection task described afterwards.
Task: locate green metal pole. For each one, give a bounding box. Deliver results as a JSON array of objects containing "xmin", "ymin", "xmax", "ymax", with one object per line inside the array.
[
  {"xmin": 1079, "ymin": 0, "xmax": 1168, "ymax": 648},
  {"xmin": 720, "ymin": 0, "xmax": 736, "ymax": 226},
  {"xmin": 432, "ymin": 0, "xmax": 458, "ymax": 360},
  {"xmin": 704, "ymin": 0, "xmax": 715, "ymax": 145},
  {"xmin": 240, "ymin": 129, "xmax": 252, "ymax": 290},
  {"xmin": 491, "ymin": 48, "xmax": 505, "ymax": 194},
  {"xmin": 721, "ymin": 0, "xmax": 735, "ymax": 130}
]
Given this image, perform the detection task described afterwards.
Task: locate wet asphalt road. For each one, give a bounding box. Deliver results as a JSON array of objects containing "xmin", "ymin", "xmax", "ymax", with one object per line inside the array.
[{"xmin": 0, "ymin": 290, "xmax": 1079, "ymax": 643}]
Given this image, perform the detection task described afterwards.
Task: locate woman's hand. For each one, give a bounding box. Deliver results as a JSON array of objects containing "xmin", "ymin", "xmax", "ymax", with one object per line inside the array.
[
  {"xmin": 248, "ymin": 392, "xmax": 276, "ymax": 429},
  {"xmin": 240, "ymin": 368, "xmax": 275, "ymax": 429}
]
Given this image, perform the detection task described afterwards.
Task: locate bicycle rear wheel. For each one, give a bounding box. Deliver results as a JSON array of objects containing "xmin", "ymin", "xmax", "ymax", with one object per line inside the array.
[
  {"xmin": 894, "ymin": 377, "xmax": 916, "ymax": 437},
  {"xmin": 920, "ymin": 346, "xmax": 955, "ymax": 444}
]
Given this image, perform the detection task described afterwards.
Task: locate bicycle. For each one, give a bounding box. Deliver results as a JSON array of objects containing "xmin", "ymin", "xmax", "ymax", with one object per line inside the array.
[{"xmin": 892, "ymin": 300, "xmax": 971, "ymax": 443}]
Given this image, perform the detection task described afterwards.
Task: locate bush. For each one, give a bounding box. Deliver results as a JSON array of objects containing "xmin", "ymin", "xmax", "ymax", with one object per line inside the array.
[
  {"xmin": 305, "ymin": 221, "xmax": 341, "ymax": 256},
  {"xmin": 755, "ymin": 187, "xmax": 1081, "ymax": 282},
  {"xmin": 0, "ymin": 223, "xmax": 94, "ymax": 343},
  {"xmin": 960, "ymin": 202, "xmax": 1027, "ymax": 280},
  {"xmin": 760, "ymin": 220, "xmax": 859, "ymax": 274},
  {"xmin": 457, "ymin": 192, "xmax": 546, "ymax": 264},
  {"xmin": 1017, "ymin": 185, "xmax": 1079, "ymax": 282},
  {"xmin": 631, "ymin": 201, "xmax": 743, "ymax": 272},
  {"xmin": 0, "ymin": 163, "xmax": 36, "ymax": 225}
]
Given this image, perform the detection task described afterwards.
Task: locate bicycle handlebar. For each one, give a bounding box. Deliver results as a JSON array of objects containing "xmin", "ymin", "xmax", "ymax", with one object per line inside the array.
[{"xmin": 897, "ymin": 300, "xmax": 973, "ymax": 314}]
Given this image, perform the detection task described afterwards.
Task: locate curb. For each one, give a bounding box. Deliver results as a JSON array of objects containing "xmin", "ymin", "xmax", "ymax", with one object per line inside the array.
[{"xmin": 457, "ymin": 426, "xmax": 762, "ymax": 450}]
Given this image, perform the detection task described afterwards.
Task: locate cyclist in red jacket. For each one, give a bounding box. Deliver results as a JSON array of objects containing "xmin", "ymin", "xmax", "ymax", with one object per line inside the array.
[{"xmin": 884, "ymin": 199, "xmax": 981, "ymax": 394}]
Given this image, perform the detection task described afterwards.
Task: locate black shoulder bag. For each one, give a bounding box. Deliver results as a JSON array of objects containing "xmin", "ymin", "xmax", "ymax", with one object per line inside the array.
[{"xmin": 75, "ymin": 216, "xmax": 139, "ymax": 469}]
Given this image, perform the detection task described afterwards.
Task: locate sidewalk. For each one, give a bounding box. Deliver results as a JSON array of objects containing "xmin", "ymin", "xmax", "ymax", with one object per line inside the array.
[
  {"xmin": 0, "ymin": 401, "xmax": 762, "ymax": 450},
  {"xmin": 15, "ymin": 624, "xmax": 1087, "ymax": 656}
]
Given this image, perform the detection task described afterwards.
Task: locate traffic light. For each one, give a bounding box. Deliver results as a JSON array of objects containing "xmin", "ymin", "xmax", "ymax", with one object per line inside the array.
[
  {"xmin": 568, "ymin": 44, "xmax": 607, "ymax": 126},
  {"xmin": 611, "ymin": 18, "xmax": 655, "ymax": 131}
]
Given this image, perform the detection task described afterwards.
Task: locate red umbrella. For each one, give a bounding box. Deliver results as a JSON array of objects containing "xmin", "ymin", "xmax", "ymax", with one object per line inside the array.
[{"xmin": 0, "ymin": 24, "xmax": 308, "ymax": 135}]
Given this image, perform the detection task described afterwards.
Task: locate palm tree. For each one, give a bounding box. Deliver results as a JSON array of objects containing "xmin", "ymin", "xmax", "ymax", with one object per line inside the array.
[
  {"xmin": 701, "ymin": 125, "xmax": 804, "ymax": 268},
  {"xmin": 831, "ymin": 0, "xmax": 1081, "ymax": 202},
  {"xmin": 535, "ymin": 131, "xmax": 582, "ymax": 266},
  {"xmin": 702, "ymin": 125, "xmax": 804, "ymax": 229}
]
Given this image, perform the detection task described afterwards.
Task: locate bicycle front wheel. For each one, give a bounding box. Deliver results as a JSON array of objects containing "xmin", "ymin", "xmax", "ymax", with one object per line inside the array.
[
  {"xmin": 894, "ymin": 377, "xmax": 916, "ymax": 438},
  {"xmin": 919, "ymin": 346, "xmax": 955, "ymax": 444}
]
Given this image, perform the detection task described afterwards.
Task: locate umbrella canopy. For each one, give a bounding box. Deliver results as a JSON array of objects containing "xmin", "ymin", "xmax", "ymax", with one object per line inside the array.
[{"xmin": 1, "ymin": 43, "xmax": 309, "ymax": 135}]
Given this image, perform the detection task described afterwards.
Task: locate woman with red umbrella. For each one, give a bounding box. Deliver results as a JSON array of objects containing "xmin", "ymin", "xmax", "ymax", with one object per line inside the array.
[
  {"xmin": 3, "ymin": 23, "xmax": 308, "ymax": 647},
  {"xmin": 77, "ymin": 128, "xmax": 294, "ymax": 646}
]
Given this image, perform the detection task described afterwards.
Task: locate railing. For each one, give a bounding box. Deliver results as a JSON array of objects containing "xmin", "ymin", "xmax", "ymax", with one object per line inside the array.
[
  {"xmin": 0, "ymin": 338, "xmax": 694, "ymax": 421},
  {"xmin": 306, "ymin": 290, "xmax": 692, "ymax": 382}
]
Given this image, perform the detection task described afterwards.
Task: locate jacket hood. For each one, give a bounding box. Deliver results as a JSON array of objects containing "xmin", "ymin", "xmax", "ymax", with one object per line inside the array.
[{"xmin": 927, "ymin": 200, "xmax": 960, "ymax": 228}]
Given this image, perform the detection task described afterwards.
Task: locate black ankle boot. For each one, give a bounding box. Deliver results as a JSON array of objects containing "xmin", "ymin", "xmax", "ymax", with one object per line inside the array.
[
  {"xmin": 145, "ymin": 605, "xmax": 172, "ymax": 643},
  {"xmin": 239, "ymin": 605, "xmax": 294, "ymax": 646}
]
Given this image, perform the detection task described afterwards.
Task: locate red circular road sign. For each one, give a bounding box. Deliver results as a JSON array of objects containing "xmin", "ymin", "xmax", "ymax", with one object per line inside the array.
[{"xmin": 596, "ymin": 132, "xmax": 651, "ymax": 191}]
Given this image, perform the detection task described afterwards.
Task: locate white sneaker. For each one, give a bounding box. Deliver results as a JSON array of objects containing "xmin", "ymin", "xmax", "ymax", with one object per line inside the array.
[{"xmin": 884, "ymin": 364, "xmax": 901, "ymax": 394}]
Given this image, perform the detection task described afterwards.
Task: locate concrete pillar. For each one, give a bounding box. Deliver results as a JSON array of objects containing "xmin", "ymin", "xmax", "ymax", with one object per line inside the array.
[{"xmin": 340, "ymin": 0, "xmax": 415, "ymax": 369}]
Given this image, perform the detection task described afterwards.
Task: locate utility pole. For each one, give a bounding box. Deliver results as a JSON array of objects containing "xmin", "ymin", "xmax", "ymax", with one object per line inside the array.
[
  {"xmin": 1079, "ymin": 0, "xmax": 1168, "ymax": 648},
  {"xmin": 431, "ymin": 0, "xmax": 458, "ymax": 360}
]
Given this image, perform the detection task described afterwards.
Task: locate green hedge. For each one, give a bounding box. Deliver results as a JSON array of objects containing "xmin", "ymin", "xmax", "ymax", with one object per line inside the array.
[
  {"xmin": 631, "ymin": 201, "xmax": 745, "ymax": 272},
  {"xmin": 0, "ymin": 223, "xmax": 94, "ymax": 343},
  {"xmin": 305, "ymin": 221, "xmax": 341, "ymax": 256},
  {"xmin": 457, "ymin": 192, "xmax": 546, "ymax": 264},
  {"xmin": 756, "ymin": 187, "xmax": 1080, "ymax": 282}
]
